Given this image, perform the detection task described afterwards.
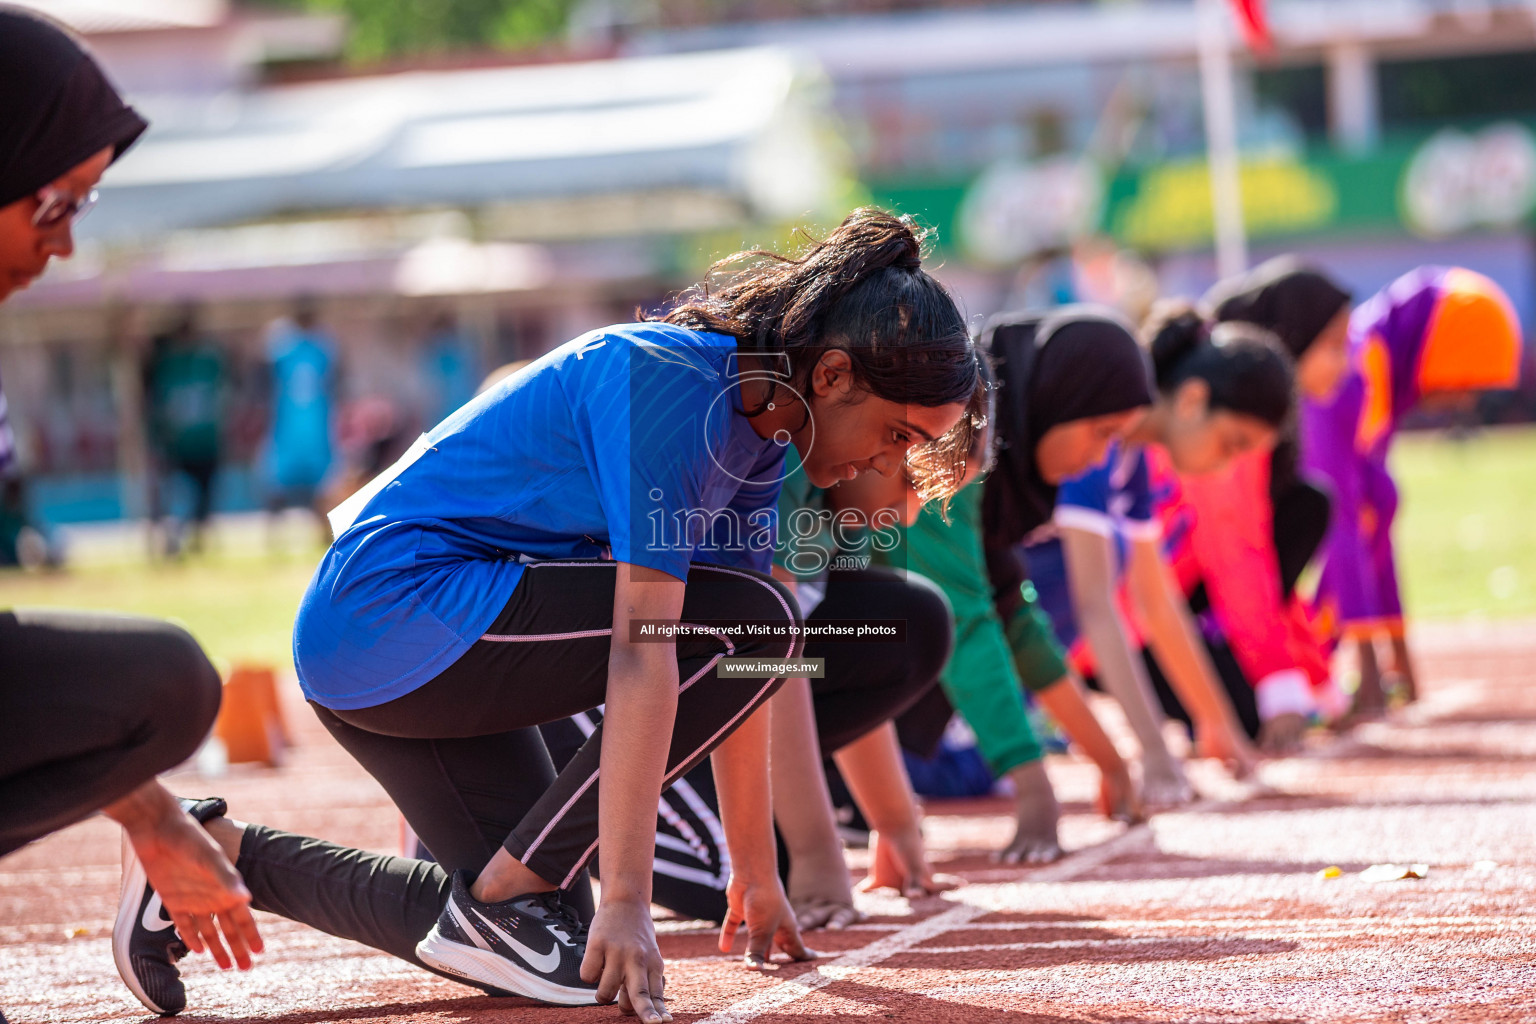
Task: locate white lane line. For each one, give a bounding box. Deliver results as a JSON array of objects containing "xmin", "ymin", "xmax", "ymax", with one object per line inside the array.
[
  {"xmin": 696, "ymin": 901, "xmax": 982, "ymax": 1024},
  {"xmin": 695, "ymin": 824, "xmax": 1153, "ymax": 1024},
  {"xmin": 914, "ymin": 914, "xmax": 1536, "ymax": 931},
  {"xmin": 898, "ymin": 925, "xmax": 1536, "ymax": 955},
  {"xmin": 670, "ymin": 919, "xmax": 1536, "ymax": 964}
]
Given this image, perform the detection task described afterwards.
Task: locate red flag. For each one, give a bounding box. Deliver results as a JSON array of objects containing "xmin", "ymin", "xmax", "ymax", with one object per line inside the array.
[{"xmin": 1229, "ymin": 0, "xmax": 1271, "ymax": 52}]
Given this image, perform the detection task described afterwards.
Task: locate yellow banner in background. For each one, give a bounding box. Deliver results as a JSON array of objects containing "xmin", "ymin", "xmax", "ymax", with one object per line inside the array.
[{"xmin": 1112, "ymin": 155, "xmax": 1338, "ymax": 249}]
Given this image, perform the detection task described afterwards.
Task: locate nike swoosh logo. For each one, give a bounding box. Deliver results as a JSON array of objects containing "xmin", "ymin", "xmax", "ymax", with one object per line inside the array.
[
  {"xmin": 141, "ymin": 891, "xmax": 175, "ymax": 933},
  {"xmin": 471, "ymin": 908, "xmax": 562, "ymax": 974}
]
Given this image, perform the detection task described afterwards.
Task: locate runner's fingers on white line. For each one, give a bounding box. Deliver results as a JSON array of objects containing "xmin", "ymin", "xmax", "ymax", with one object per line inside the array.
[
  {"xmin": 617, "ymin": 962, "xmax": 670, "ymax": 1023},
  {"xmin": 618, "ymin": 963, "xmax": 667, "ymax": 1012},
  {"xmin": 611, "ymin": 964, "xmax": 666, "ymax": 1019},
  {"xmin": 912, "ymin": 866, "xmax": 962, "ymax": 895},
  {"xmin": 649, "ymin": 962, "xmax": 667, "ymax": 1009}
]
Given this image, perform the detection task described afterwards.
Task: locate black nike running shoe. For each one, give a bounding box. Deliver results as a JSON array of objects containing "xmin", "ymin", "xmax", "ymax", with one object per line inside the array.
[
  {"xmin": 415, "ymin": 871, "xmax": 597, "ymax": 1005},
  {"xmin": 113, "ymin": 797, "xmax": 227, "ymax": 1016}
]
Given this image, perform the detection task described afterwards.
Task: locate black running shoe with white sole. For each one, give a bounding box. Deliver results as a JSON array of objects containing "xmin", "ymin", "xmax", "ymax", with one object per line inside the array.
[
  {"xmin": 416, "ymin": 871, "xmax": 596, "ymax": 1005},
  {"xmin": 114, "ymin": 797, "xmax": 228, "ymax": 1016}
]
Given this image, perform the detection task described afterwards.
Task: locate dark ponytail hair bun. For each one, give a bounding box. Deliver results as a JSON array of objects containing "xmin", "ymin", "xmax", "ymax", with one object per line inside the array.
[
  {"xmin": 1140, "ymin": 299, "xmax": 1295, "ymax": 430},
  {"xmin": 650, "ymin": 207, "xmax": 981, "ymax": 504},
  {"xmin": 1143, "ymin": 301, "xmax": 1209, "ymax": 390}
]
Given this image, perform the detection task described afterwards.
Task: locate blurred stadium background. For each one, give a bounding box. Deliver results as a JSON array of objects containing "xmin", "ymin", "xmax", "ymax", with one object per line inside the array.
[{"xmin": 2, "ymin": 0, "xmax": 1534, "ymax": 657}]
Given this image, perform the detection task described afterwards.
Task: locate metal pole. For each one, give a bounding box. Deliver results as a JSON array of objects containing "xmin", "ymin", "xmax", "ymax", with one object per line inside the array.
[{"xmin": 1197, "ymin": 0, "xmax": 1248, "ymax": 279}]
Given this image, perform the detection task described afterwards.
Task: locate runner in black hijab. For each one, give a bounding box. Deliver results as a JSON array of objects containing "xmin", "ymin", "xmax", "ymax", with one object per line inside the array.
[
  {"xmin": 1204, "ymin": 256, "xmax": 1352, "ymax": 594},
  {"xmin": 981, "ymin": 306, "xmax": 1156, "ymax": 570},
  {"xmin": 976, "ymin": 308, "xmax": 1195, "ymax": 808},
  {"xmin": 0, "ymin": 10, "xmax": 261, "ymax": 1020},
  {"xmin": 1205, "ymin": 255, "xmax": 1352, "ymax": 405},
  {"xmin": 1204, "ymin": 256, "xmax": 1349, "ymax": 360}
]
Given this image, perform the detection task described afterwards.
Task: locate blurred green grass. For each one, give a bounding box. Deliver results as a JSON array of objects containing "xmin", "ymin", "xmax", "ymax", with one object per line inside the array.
[
  {"xmin": 1389, "ymin": 426, "xmax": 1536, "ymax": 620},
  {"xmin": 1, "ymin": 427, "xmax": 1533, "ymax": 670},
  {"xmin": 0, "ymin": 549, "xmax": 318, "ymax": 672}
]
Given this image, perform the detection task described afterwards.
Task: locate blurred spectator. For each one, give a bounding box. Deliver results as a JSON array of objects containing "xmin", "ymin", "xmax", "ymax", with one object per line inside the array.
[
  {"xmin": 0, "ymin": 476, "xmax": 58, "ymax": 570},
  {"xmin": 419, "ymin": 311, "xmax": 479, "ymax": 427},
  {"xmin": 143, "ymin": 304, "xmax": 225, "ymax": 555},
  {"xmin": 322, "ymin": 394, "xmax": 413, "ymax": 517},
  {"xmin": 260, "ymin": 296, "xmax": 338, "ymax": 540}
]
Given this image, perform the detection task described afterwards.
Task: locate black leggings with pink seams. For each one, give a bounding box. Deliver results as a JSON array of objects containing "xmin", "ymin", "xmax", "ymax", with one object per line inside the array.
[{"xmin": 229, "ymin": 559, "xmax": 798, "ymax": 974}]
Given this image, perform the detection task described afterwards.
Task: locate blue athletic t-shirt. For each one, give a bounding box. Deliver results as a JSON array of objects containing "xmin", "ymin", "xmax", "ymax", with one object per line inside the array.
[
  {"xmin": 1021, "ymin": 442, "xmax": 1159, "ymax": 650},
  {"xmin": 294, "ymin": 323, "xmax": 786, "ymax": 711}
]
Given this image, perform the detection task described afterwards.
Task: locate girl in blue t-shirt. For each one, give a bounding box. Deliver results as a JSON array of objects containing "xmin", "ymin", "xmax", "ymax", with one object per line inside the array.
[
  {"xmin": 1025, "ymin": 306, "xmax": 1293, "ymax": 798},
  {"xmin": 133, "ymin": 210, "xmax": 983, "ymax": 1022}
]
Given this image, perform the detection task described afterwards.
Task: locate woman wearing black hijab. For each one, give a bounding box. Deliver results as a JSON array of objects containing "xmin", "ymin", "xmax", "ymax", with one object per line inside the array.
[
  {"xmin": 0, "ymin": 7, "xmax": 262, "ymax": 1016},
  {"xmin": 981, "ymin": 308, "xmax": 1215, "ymax": 804}
]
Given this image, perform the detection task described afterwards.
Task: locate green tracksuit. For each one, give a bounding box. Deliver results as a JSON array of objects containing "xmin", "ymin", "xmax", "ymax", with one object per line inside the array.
[{"xmin": 899, "ymin": 483, "xmax": 1070, "ymax": 776}]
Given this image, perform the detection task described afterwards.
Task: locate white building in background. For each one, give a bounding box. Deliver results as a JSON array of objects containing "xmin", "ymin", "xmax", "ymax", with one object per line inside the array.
[
  {"xmin": 0, "ymin": 3, "xmax": 845, "ymax": 522},
  {"xmin": 13, "ymin": 0, "xmax": 345, "ymax": 94},
  {"xmin": 5, "ymin": 0, "xmax": 1536, "ymax": 522}
]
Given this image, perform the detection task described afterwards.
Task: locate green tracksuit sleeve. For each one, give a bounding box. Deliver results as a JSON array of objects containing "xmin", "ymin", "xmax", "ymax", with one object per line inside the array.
[{"xmin": 900, "ymin": 484, "xmax": 1067, "ymax": 777}]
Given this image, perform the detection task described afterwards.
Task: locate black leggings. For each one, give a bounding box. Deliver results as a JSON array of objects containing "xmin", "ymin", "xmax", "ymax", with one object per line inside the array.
[
  {"xmin": 537, "ymin": 567, "xmax": 953, "ymax": 924},
  {"xmin": 0, "ymin": 609, "xmax": 222, "ymax": 858},
  {"xmin": 1143, "ymin": 641, "xmax": 1262, "ymax": 741},
  {"xmin": 234, "ymin": 559, "xmax": 799, "ymax": 972}
]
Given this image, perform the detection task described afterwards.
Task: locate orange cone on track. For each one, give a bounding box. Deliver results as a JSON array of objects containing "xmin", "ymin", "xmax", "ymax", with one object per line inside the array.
[{"xmin": 214, "ymin": 664, "xmax": 290, "ymax": 767}]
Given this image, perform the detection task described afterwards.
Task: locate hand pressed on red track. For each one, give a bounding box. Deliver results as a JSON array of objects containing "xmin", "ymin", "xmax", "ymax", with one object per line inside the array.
[
  {"xmin": 861, "ymin": 826, "xmax": 960, "ymax": 897},
  {"xmin": 582, "ymin": 899, "xmax": 671, "ymax": 1023},
  {"xmin": 1196, "ymin": 721, "xmax": 1262, "ymax": 780},
  {"xmin": 719, "ymin": 873, "xmax": 818, "ymax": 968},
  {"xmin": 787, "ymin": 848, "xmax": 863, "ymax": 932},
  {"xmin": 1096, "ymin": 765, "xmax": 1146, "ymax": 824}
]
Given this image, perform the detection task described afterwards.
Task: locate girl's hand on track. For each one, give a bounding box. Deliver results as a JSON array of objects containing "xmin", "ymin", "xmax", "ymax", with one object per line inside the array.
[
  {"xmin": 583, "ymin": 899, "xmax": 671, "ymax": 1024},
  {"xmin": 719, "ymin": 873, "xmax": 818, "ymax": 967},
  {"xmin": 790, "ymin": 894, "xmax": 862, "ymax": 932},
  {"xmin": 1096, "ymin": 765, "xmax": 1146, "ymax": 824},
  {"xmin": 1196, "ymin": 721, "xmax": 1261, "ymax": 779},
  {"xmin": 787, "ymin": 849, "xmax": 863, "ymax": 931},
  {"xmin": 1257, "ymin": 712, "xmax": 1308, "ymax": 756},
  {"xmin": 860, "ymin": 827, "xmax": 959, "ymax": 897}
]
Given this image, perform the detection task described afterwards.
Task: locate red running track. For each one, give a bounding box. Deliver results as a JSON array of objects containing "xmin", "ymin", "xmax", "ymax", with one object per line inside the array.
[{"xmin": 4, "ymin": 621, "xmax": 1535, "ymax": 1023}]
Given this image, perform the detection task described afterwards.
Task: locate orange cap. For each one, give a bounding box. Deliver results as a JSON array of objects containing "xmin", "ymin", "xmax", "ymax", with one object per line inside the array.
[{"xmin": 1417, "ymin": 269, "xmax": 1524, "ymax": 395}]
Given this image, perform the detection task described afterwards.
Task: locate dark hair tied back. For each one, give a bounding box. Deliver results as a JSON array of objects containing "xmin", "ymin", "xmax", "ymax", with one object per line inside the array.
[
  {"xmin": 648, "ymin": 207, "xmax": 981, "ymax": 505},
  {"xmin": 1140, "ymin": 299, "xmax": 1295, "ymax": 430},
  {"xmin": 1145, "ymin": 304, "xmax": 1210, "ymax": 390}
]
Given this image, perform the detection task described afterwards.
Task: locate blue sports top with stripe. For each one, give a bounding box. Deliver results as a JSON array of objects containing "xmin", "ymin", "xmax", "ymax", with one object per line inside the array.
[
  {"xmin": 1021, "ymin": 442, "xmax": 1159, "ymax": 651},
  {"xmin": 293, "ymin": 322, "xmax": 787, "ymax": 711}
]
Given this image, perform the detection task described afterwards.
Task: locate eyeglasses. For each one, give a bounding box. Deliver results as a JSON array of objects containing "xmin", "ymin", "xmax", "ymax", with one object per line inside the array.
[{"xmin": 31, "ymin": 187, "xmax": 99, "ymax": 230}]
